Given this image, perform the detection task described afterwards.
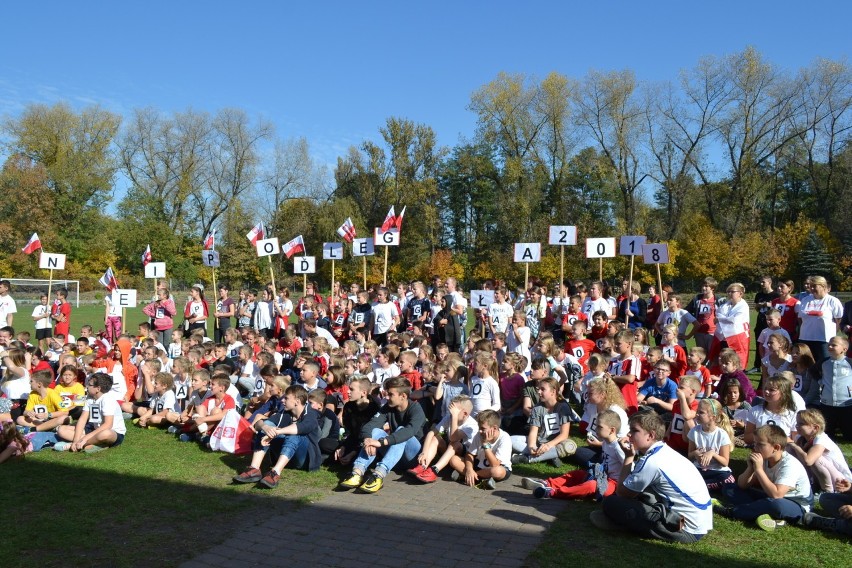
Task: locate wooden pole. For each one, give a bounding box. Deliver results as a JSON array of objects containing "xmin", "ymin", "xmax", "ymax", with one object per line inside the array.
[
  {"xmin": 598, "ymin": 258, "xmax": 603, "ymax": 282},
  {"xmin": 47, "ymin": 268, "xmax": 54, "ymax": 302},
  {"xmin": 121, "ymin": 307, "xmax": 126, "ymax": 335},
  {"xmin": 383, "ymin": 246, "xmax": 389, "ymax": 287},
  {"xmin": 303, "ymin": 271, "xmax": 307, "ymax": 297},
  {"xmin": 625, "ymin": 254, "xmax": 635, "ymax": 327},
  {"xmin": 656, "ymin": 263, "xmax": 663, "ymax": 302},
  {"xmin": 212, "ymin": 267, "xmax": 218, "ymax": 333},
  {"xmin": 525, "ymin": 263, "xmax": 529, "ymax": 293},
  {"xmin": 267, "ymin": 256, "xmax": 276, "ymax": 296},
  {"xmin": 363, "ymin": 256, "xmax": 367, "ymax": 289},
  {"xmin": 331, "ymin": 258, "xmax": 335, "ymax": 300},
  {"xmin": 560, "ymin": 246, "xmax": 565, "ymax": 299}
]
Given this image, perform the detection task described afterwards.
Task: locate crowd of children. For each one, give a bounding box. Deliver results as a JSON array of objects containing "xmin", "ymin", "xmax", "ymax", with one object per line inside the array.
[{"xmin": 0, "ymin": 274, "xmax": 850, "ymax": 542}]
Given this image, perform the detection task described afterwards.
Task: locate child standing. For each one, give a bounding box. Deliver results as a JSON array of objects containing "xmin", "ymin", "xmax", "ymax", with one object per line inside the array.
[
  {"xmin": 688, "ymin": 398, "xmax": 735, "ymax": 490},
  {"xmin": 655, "ymin": 294, "xmax": 696, "ymax": 348},
  {"xmin": 819, "ymin": 336, "xmax": 852, "ymax": 440},
  {"xmin": 605, "ymin": 330, "xmax": 640, "ymax": 415},
  {"xmin": 659, "ymin": 324, "xmax": 688, "ymax": 380}
]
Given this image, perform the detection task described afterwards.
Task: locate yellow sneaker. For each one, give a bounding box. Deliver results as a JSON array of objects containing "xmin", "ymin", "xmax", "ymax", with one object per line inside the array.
[
  {"xmin": 359, "ymin": 473, "xmax": 384, "ymax": 493},
  {"xmin": 339, "ymin": 472, "xmax": 363, "ymax": 489}
]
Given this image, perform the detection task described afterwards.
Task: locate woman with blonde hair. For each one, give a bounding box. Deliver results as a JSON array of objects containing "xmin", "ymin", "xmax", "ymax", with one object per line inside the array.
[{"xmin": 796, "ymin": 275, "xmax": 844, "ymax": 364}]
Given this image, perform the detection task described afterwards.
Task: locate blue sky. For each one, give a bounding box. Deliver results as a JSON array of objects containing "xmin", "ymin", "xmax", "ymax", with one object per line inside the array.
[{"xmin": 1, "ymin": 1, "xmax": 850, "ymax": 170}]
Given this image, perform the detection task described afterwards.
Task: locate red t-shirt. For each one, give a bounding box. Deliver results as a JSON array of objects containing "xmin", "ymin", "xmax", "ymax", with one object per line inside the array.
[
  {"xmin": 772, "ymin": 297, "xmax": 800, "ymax": 339},
  {"xmin": 400, "ymin": 370, "xmax": 423, "ymax": 392},
  {"xmin": 693, "ymin": 296, "xmax": 717, "ymax": 335},
  {"xmin": 565, "ymin": 338, "xmax": 596, "ymax": 374},
  {"xmin": 666, "ymin": 398, "xmax": 699, "ymax": 453},
  {"xmin": 607, "ymin": 355, "xmax": 640, "ymax": 415},
  {"xmin": 52, "ymin": 301, "xmax": 71, "ymax": 337}
]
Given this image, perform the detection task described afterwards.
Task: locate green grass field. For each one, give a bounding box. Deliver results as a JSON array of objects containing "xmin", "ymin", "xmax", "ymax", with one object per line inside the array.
[{"xmin": 3, "ymin": 301, "xmax": 850, "ymax": 567}]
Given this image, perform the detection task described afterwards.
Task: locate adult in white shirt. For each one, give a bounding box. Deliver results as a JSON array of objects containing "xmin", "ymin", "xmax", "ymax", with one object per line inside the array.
[
  {"xmin": 582, "ymin": 281, "xmax": 613, "ymax": 320},
  {"xmin": 708, "ymin": 283, "xmax": 750, "ymax": 372},
  {"xmin": 0, "ymin": 280, "xmax": 17, "ymax": 326},
  {"xmin": 796, "ymin": 276, "xmax": 844, "ymax": 364}
]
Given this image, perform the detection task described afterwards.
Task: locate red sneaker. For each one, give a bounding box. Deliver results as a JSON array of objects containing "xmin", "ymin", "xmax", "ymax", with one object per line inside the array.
[
  {"xmin": 407, "ymin": 464, "xmax": 427, "ymax": 477},
  {"xmin": 260, "ymin": 470, "xmax": 280, "ymax": 488},
  {"xmin": 416, "ymin": 467, "xmax": 438, "ymax": 483}
]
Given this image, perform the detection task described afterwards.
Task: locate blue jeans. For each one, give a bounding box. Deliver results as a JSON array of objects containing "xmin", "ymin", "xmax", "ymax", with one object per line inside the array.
[
  {"xmin": 722, "ymin": 486, "xmax": 808, "ymax": 523},
  {"xmin": 252, "ymin": 432, "xmax": 310, "ymax": 470},
  {"xmin": 353, "ymin": 427, "xmax": 421, "ymax": 477}
]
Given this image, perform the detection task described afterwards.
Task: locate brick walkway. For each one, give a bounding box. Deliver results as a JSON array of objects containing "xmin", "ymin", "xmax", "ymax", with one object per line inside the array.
[{"xmin": 181, "ymin": 472, "xmax": 567, "ymax": 568}]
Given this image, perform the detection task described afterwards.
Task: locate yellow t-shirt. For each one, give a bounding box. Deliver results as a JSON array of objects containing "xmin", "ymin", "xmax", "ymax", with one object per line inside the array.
[
  {"xmin": 52, "ymin": 383, "xmax": 86, "ymax": 410},
  {"xmin": 25, "ymin": 389, "xmax": 64, "ymax": 413}
]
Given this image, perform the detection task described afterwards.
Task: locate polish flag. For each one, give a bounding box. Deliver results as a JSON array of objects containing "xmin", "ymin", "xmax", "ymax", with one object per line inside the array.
[
  {"xmin": 282, "ymin": 235, "xmax": 306, "ymax": 259},
  {"xmin": 21, "ymin": 232, "xmax": 42, "ymax": 255},
  {"xmin": 246, "ymin": 222, "xmax": 265, "ymax": 246},
  {"xmin": 98, "ymin": 267, "xmax": 119, "ymax": 291},
  {"xmin": 336, "ymin": 217, "xmax": 356, "ymax": 243},
  {"xmin": 141, "ymin": 244, "xmax": 152, "ymax": 267},
  {"xmin": 380, "ymin": 205, "xmax": 406, "ymax": 232},
  {"xmin": 203, "ymin": 229, "xmax": 216, "ymax": 250}
]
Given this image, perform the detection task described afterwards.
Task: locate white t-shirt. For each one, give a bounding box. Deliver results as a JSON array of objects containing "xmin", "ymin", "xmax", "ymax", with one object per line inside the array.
[
  {"xmin": 371, "ymin": 302, "xmax": 398, "ymax": 335},
  {"xmin": 805, "ymin": 432, "xmax": 852, "ymax": 482},
  {"xmin": 0, "ymin": 293, "xmax": 17, "ymax": 324},
  {"xmin": 757, "ymin": 328, "xmax": 791, "ymax": 351},
  {"xmin": 505, "ymin": 325, "xmax": 531, "ymax": 372},
  {"xmin": 764, "ymin": 452, "xmax": 812, "ymax": 510},
  {"xmin": 601, "ymin": 438, "xmax": 626, "ymax": 481},
  {"xmin": 372, "ymin": 363, "xmax": 400, "ymax": 385},
  {"xmin": 582, "ymin": 297, "xmax": 611, "ymax": 318},
  {"xmin": 796, "ymin": 294, "xmax": 844, "ymax": 342},
  {"xmin": 622, "ymin": 441, "xmax": 713, "ymax": 535},
  {"xmin": 687, "ymin": 426, "xmax": 732, "ymax": 471},
  {"xmin": 86, "ymin": 392, "xmax": 127, "ymax": 435},
  {"xmin": 469, "ymin": 429, "xmax": 513, "ymax": 470},
  {"xmin": 469, "ymin": 375, "xmax": 500, "ymax": 415},
  {"xmin": 435, "ymin": 413, "xmax": 478, "ymax": 447},
  {"xmin": 149, "ymin": 390, "xmax": 176, "ymax": 415},
  {"xmin": 761, "ymin": 354, "xmax": 792, "ymax": 377},
  {"xmin": 2, "ymin": 376, "xmax": 30, "ymax": 399},
  {"xmin": 582, "ymin": 404, "xmax": 629, "ymax": 440},
  {"xmin": 657, "ymin": 309, "xmax": 697, "ymax": 343},
  {"xmin": 487, "ymin": 302, "xmax": 514, "ymax": 336},
  {"xmin": 227, "ymin": 341, "xmax": 244, "ymax": 359},
  {"xmin": 746, "ymin": 405, "xmax": 797, "ymax": 437},
  {"xmin": 32, "ymin": 304, "xmax": 52, "ymax": 330},
  {"xmin": 714, "ymin": 300, "xmax": 749, "ymax": 339}
]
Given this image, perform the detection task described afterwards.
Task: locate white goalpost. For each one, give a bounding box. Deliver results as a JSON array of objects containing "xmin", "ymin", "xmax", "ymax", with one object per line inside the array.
[{"xmin": 1, "ymin": 278, "xmax": 81, "ymax": 307}]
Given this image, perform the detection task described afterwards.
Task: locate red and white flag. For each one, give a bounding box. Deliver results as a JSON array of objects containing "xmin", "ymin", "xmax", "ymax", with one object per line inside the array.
[
  {"xmin": 246, "ymin": 222, "xmax": 265, "ymax": 246},
  {"xmin": 203, "ymin": 229, "xmax": 216, "ymax": 250},
  {"xmin": 336, "ymin": 217, "xmax": 356, "ymax": 243},
  {"xmin": 380, "ymin": 205, "xmax": 406, "ymax": 232},
  {"xmin": 282, "ymin": 235, "xmax": 306, "ymax": 259},
  {"xmin": 141, "ymin": 244, "xmax": 152, "ymax": 267},
  {"xmin": 21, "ymin": 232, "xmax": 42, "ymax": 255},
  {"xmin": 98, "ymin": 267, "xmax": 119, "ymax": 291}
]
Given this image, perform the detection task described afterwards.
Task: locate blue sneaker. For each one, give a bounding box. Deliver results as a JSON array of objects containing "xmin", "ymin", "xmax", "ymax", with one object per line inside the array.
[{"xmin": 178, "ymin": 433, "xmax": 196, "ymax": 442}]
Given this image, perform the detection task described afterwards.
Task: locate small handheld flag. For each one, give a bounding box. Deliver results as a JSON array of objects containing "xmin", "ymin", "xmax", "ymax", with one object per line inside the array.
[
  {"xmin": 141, "ymin": 244, "xmax": 152, "ymax": 267},
  {"xmin": 22, "ymin": 232, "xmax": 42, "ymax": 255},
  {"xmin": 336, "ymin": 217, "xmax": 356, "ymax": 243},
  {"xmin": 98, "ymin": 267, "xmax": 119, "ymax": 291},
  {"xmin": 203, "ymin": 229, "xmax": 216, "ymax": 250},
  {"xmin": 246, "ymin": 222, "xmax": 265, "ymax": 246},
  {"xmin": 282, "ymin": 235, "xmax": 306, "ymax": 259}
]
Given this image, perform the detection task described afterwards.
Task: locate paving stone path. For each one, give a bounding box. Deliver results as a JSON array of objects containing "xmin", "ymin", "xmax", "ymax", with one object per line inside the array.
[{"xmin": 182, "ymin": 472, "xmax": 567, "ymax": 568}]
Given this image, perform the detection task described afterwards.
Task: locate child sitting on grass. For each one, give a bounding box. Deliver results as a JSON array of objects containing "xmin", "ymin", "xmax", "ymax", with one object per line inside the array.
[
  {"xmin": 522, "ymin": 409, "xmax": 624, "ymax": 500},
  {"xmin": 665, "ymin": 375, "xmax": 701, "ymax": 454},
  {"xmin": 786, "ymin": 408, "xmax": 852, "ymax": 494},
  {"xmin": 687, "ymin": 398, "xmax": 735, "ymax": 490},
  {"xmin": 715, "ymin": 424, "xmax": 812, "ymax": 531},
  {"xmin": 0, "ymin": 420, "xmax": 32, "ymax": 463},
  {"xmin": 181, "ymin": 375, "xmax": 235, "ymax": 443},
  {"xmin": 54, "ymin": 372, "xmax": 126, "ymax": 453},
  {"xmin": 16, "ymin": 370, "xmax": 63, "ymax": 431},
  {"xmin": 134, "ymin": 373, "xmax": 176, "ymax": 429}
]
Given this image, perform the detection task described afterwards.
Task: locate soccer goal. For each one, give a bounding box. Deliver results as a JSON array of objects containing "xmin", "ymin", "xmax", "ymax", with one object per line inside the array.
[{"xmin": 1, "ymin": 278, "xmax": 80, "ymax": 307}]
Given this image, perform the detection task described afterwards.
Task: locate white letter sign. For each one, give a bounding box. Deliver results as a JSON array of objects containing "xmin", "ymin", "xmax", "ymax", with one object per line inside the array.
[
  {"xmin": 548, "ymin": 226, "xmax": 577, "ymax": 246},
  {"xmin": 256, "ymin": 238, "xmax": 280, "ymax": 258},
  {"xmin": 39, "ymin": 252, "xmax": 66, "ymax": 270},
  {"xmin": 585, "ymin": 238, "xmax": 616, "ymax": 259},
  {"xmin": 513, "ymin": 243, "xmax": 541, "ymax": 262},
  {"xmin": 374, "ymin": 228, "xmax": 401, "ymax": 246},
  {"xmin": 294, "ymin": 256, "xmax": 316, "ymax": 274},
  {"xmin": 323, "ymin": 242, "xmax": 343, "ymax": 260},
  {"xmin": 144, "ymin": 262, "xmax": 166, "ymax": 279},
  {"xmin": 201, "ymin": 250, "xmax": 220, "ymax": 268},
  {"xmin": 111, "ymin": 289, "xmax": 137, "ymax": 308},
  {"xmin": 352, "ymin": 238, "xmax": 375, "ymax": 257},
  {"xmin": 470, "ymin": 290, "xmax": 495, "ymax": 309}
]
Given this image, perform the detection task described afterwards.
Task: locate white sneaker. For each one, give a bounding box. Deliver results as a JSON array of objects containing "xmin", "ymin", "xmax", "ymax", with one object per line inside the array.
[{"xmin": 521, "ymin": 477, "xmax": 547, "ymax": 491}]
